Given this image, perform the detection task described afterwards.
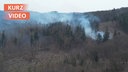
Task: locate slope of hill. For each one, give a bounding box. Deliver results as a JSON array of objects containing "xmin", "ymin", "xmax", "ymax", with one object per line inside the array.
[
  {"xmin": 0, "ymin": 7, "xmax": 128, "ymax": 72},
  {"xmin": 90, "ymin": 7, "xmax": 128, "ymax": 22},
  {"xmin": 89, "ymin": 7, "xmax": 128, "ymax": 38}
]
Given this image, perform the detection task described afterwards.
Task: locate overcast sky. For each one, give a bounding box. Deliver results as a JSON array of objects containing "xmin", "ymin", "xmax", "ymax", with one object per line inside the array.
[{"xmin": 0, "ymin": 0, "xmax": 128, "ymax": 12}]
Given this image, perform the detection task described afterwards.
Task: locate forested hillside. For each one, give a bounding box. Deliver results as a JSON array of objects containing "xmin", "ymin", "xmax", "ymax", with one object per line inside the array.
[{"xmin": 0, "ymin": 7, "xmax": 128, "ymax": 72}]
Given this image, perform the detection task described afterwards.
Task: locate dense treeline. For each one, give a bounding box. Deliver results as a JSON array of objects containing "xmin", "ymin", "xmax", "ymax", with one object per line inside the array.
[
  {"xmin": 0, "ymin": 21, "xmax": 127, "ymax": 72},
  {"xmin": 118, "ymin": 12, "xmax": 128, "ymax": 33}
]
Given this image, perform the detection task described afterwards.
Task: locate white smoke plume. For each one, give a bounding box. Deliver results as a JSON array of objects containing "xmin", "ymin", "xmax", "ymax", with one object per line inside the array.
[
  {"xmin": 30, "ymin": 11, "xmax": 104, "ymax": 39},
  {"xmin": 0, "ymin": 11, "xmax": 104, "ymax": 39}
]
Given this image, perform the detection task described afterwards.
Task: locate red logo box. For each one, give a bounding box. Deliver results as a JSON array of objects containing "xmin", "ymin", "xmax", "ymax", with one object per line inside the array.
[{"xmin": 4, "ymin": 4, "xmax": 27, "ymax": 11}]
